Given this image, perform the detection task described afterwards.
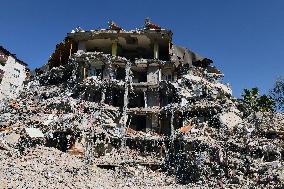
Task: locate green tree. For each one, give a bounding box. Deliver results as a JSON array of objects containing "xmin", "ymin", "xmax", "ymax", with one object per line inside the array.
[
  {"xmin": 241, "ymin": 87, "xmax": 275, "ymax": 115},
  {"xmin": 270, "ymin": 77, "xmax": 284, "ymax": 111},
  {"xmin": 257, "ymin": 95, "xmax": 275, "ymax": 112}
]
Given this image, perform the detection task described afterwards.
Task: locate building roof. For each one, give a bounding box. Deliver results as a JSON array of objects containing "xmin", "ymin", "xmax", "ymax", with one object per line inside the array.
[
  {"xmin": 67, "ymin": 28, "xmax": 173, "ymax": 42},
  {"xmin": 0, "ymin": 46, "xmax": 28, "ymax": 66}
]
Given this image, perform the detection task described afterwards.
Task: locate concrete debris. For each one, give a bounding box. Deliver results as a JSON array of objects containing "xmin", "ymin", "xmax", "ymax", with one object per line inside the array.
[
  {"xmin": 0, "ymin": 132, "xmax": 20, "ymax": 151},
  {"xmin": 0, "ymin": 146, "xmax": 179, "ymax": 188},
  {"xmin": 25, "ymin": 128, "xmax": 44, "ymax": 138},
  {"xmin": 219, "ymin": 111, "xmax": 242, "ymax": 129},
  {"xmin": 0, "ymin": 22, "xmax": 284, "ymax": 188}
]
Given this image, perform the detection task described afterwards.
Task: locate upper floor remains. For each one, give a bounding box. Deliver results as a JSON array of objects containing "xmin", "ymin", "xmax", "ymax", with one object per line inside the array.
[{"xmin": 48, "ymin": 19, "xmax": 215, "ymax": 73}]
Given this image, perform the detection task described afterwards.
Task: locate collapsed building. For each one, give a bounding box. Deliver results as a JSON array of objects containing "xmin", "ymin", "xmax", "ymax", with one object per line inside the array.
[
  {"xmin": 1, "ymin": 20, "xmax": 284, "ymax": 188},
  {"xmin": 47, "ymin": 20, "xmax": 231, "ymax": 138},
  {"xmin": 0, "ymin": 46, "xmax": 29, "ymax": 100}
]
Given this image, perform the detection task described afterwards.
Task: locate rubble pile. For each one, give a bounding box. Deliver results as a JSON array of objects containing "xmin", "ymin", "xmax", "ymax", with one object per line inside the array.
[
  {"xmin": 0, "ymin": 21, "xmax": 284, "ymax": 188},
  {"xmin": 170, "ymin": 111, "xmax": 284, "ymax": 188},
  {"xmin": 0, "ymin": 146, "xmax": 177, "ymax": 188},
  {"xmin": 0, "ymin": 62, "xmax": 282, "ymax": 188}
]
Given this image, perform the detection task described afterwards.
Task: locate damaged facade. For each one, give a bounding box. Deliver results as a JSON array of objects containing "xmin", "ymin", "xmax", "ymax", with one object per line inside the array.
[
  {"xmin": 47, "ymin": 21, "xmax": 231, "ymax": 138},
  {"xmin": 0, "ymin": 46, "xmax": 28, "ymax": 100}
]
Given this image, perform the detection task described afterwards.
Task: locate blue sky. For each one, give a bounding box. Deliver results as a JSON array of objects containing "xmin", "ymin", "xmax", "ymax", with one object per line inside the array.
[{"xmin": 1, "ymin": 0, "xmax": 283, "ymax": 97}]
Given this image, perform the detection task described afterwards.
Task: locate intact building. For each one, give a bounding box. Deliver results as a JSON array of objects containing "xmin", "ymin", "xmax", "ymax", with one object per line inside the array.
[{"xmin": 0, "ymin": 46, "xmax": 28, "ymax": 100}]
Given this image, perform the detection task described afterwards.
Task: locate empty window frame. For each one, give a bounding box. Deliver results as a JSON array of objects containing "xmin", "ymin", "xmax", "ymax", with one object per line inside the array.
[
  {"xmin": 13, "ymin": 68, "xmax": 21, "ymax": 78},
  {"xmin": 9, "ymin": 83, "xmax": 18, "ymax": 93},
  {"xmin": 0, "ymin": 69, "xmax": 4, "ymax": 84}
]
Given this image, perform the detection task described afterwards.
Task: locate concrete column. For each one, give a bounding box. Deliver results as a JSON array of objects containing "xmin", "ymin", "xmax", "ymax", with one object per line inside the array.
[
  {"xmin": 158, "ymin": 67, "xmax": 161, "ymax": 82},
  {"xmin": 144, "ymin": 90, "xmax": 147, "ymax": 108},
  {"xmin": 121, "ymin": 61, "xmax": 131, "ymax": 148},
  {"xmin": 154, "ymin": 42, "xmax": 159, "ymax": 59},
  {"xmin": 101, "ymin": 88, "xmax": 106, "ymax": 104},
  {"xmin": 112, "ymin": 41, "xmax": 118, "ymax": 56},
  {"xmin": 69, "ymin": 43, "xmax": 73, "ymax": 57},
  {"xmin": 168, "ymin": 41, "xmax": 171, "ymax": 59},
  {"xmin": 83, "ymin": 67, "xmax": 87, "ymax": 79},
  {"xmin": 123, "ymin": 62, "xmax": 131, "ymax": 111},
  {"xmin": 170, "ymin": 110, "xmax": 175, "ymax": 140},
  {"xmin": 158, "ymin": 117, "xmax": 162, "ymax": 134}
]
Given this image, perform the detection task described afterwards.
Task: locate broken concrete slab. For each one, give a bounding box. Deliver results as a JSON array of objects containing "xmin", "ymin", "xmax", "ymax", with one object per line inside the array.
[
  {"xmin": 25, "ymin": 128, "xmax": 44, "ymax": 138},
  {"xmin": 219, "ymin": 111, "xmax": 243, "ymax": 129}
]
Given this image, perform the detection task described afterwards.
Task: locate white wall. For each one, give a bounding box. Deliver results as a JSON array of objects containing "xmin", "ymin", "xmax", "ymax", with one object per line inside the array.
[
  {"xmin": 147, "ymin": 66, "xmax": 159, "ymax": 83},
  {"xmin": 0, "ymin": 56, "xmax": 27, "ymax": 100}
]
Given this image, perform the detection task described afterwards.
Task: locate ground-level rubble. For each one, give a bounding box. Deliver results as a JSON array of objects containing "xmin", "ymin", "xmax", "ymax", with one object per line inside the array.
[{"xmin": 0, "ymin": 146, "xmax": 180, "ymax": 189}]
